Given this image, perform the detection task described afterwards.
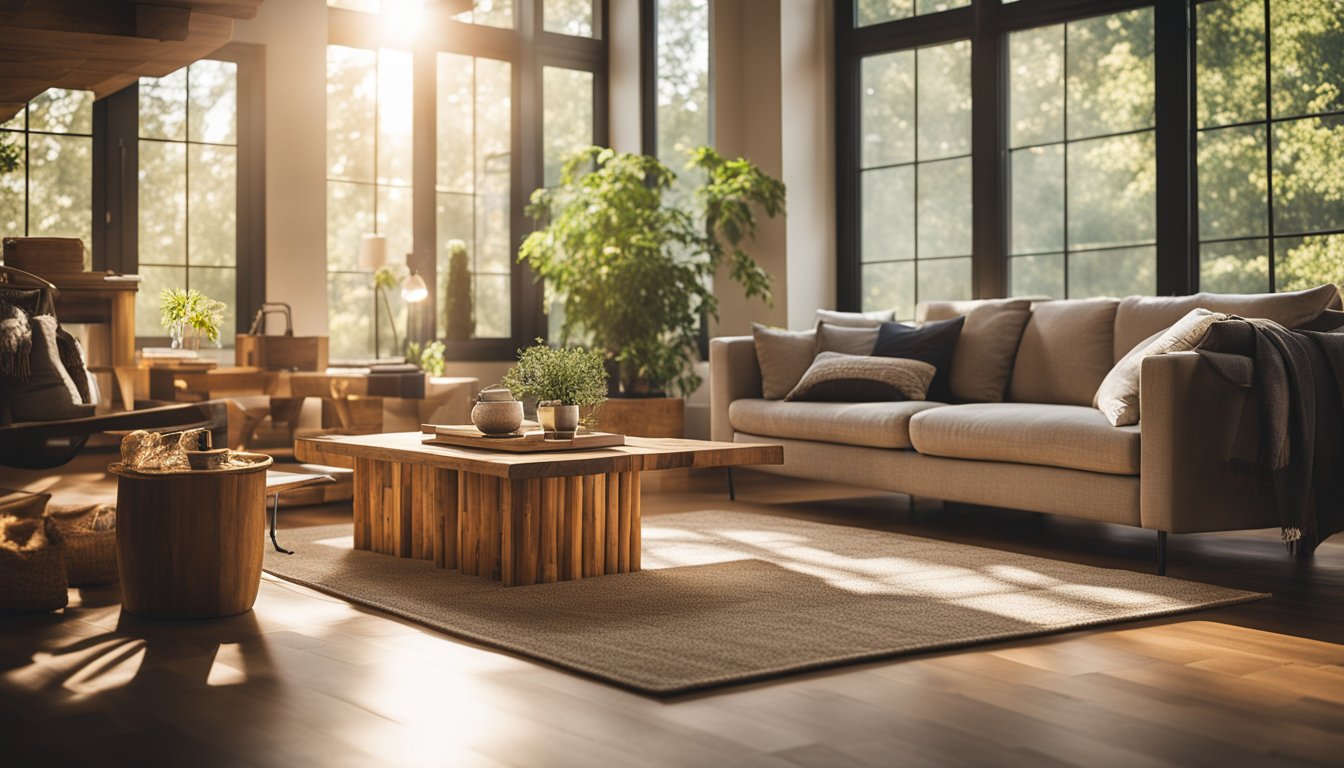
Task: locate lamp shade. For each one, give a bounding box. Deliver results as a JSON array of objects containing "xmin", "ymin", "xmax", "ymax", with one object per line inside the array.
[
  {"xmin": 401, "ymin": 271, "xmax": 429, "ymax": 303},
  {"xmin": 358, "ymin": 234, "xmax": 387, "ymax": 270}
]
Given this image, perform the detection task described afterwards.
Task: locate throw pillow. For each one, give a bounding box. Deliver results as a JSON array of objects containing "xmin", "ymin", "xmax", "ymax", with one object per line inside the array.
[
  {"xmin": 752, "ymin": 323, "xmax": 816, "ymax": 400},
  {"xmin": 0, "ymin": 287, "xmax": 43, "ymax": 316},
  {"xmin": 8, "ymin": 314, "xmax": 88, "ymax": 423},
  {"xmin": 814, "ymin": 308, "xmax": 895, "ymax": 328},
  {"xmin": 784, "ymin": 352, "xmax": 935, "ymax": 403},
  {"xmin": 917, "ymin": 299, "xmax": 1035, "ymax": 403},
  {"xmin": 871, "ymin": 316, "xmax": 965, "ymax": 402},
  {"xmin": 815, "ymin": 321, "xmax": 879, "ymax": 356},
  {"xmin": 0, "ymin": 300, "xmax": 32, "ymax": 381},
  {"xmin": 55, "ymin": 326, "xmax": 91, "ymax": 403},
  {"xmin": 1094, "ymin": 307, "xmax": 1229, "ymax": 427}
]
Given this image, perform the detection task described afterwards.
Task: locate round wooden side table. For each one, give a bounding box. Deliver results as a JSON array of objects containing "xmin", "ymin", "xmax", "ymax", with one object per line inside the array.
[{"xmin": 110, "ymin": 453, "xmax": 272, "ymax": 619}]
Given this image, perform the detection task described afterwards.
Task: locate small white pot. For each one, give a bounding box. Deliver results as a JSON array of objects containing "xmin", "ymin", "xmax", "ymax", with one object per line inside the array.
[{"xmin": 537, "ymin": 404, "xmax": 580, "ymax": 437}]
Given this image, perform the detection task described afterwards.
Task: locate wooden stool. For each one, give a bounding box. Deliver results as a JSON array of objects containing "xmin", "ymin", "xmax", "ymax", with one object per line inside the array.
[{"xmin": 111, "ymin": 454, "xmax": 272, "ymax": 619}]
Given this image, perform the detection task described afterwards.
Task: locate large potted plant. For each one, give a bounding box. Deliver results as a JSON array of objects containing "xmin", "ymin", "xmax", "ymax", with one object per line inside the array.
[
  {"xmin": 519, "ymin": 146, "xmax": 784, "ymax": 436},
  {"xmin": 501, "ymin": 340, "xmax": 608, "ymax": 438}
]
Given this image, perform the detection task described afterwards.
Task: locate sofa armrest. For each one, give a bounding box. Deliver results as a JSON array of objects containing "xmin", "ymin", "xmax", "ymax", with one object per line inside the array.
[
  {"xmin": 1139, "ymin": 351, "xmax": 1275, "ymax": 533},
  {"xmin": 709, "ymin": 336, "xmax": 763, "ymax": 443}
]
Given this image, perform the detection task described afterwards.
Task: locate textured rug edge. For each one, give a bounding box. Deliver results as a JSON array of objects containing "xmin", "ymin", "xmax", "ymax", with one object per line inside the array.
[{"xmin": 263, "ymin": 526, "xmax": 1270, "ymax": 697}]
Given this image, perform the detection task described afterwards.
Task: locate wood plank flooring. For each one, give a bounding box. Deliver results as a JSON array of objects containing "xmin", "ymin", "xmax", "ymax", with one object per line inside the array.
[{"xmin": 1, "ymin": 453, "xmax": 1341, "ymax": 767}]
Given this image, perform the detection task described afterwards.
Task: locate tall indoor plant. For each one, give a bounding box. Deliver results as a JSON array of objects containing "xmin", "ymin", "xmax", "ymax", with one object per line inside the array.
[{"xmin": 519, "ymin": 146, "xmax": 785, "ymax": 398}]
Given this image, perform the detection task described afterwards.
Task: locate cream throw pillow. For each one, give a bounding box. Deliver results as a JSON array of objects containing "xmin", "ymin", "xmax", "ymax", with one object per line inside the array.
[
  {"xmin": 1094, "ymin": 308, "xmax": 1228, "ymax": 427},
  {"xmin": 752, "ymin": 323, "xmax": 816, "ymax": 400}
]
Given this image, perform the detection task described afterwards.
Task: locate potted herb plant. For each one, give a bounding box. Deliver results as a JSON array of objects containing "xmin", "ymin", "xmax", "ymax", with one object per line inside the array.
[
  {"xmin": 501, "ymin": 340, "xmax": 608, "ymax": 437},
  {"xmin": 518, "ymin": 146, "xmax": 783, "ymax": 436},
  {"xmin": 160, "ymin": 288, "xmax": 227, "ymax": 351}
]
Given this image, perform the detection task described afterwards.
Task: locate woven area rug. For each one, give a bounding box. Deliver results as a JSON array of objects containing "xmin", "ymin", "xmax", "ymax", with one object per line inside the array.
[{"xmin": 263, "ymin": 511, "xmax": 1265, "ymax": 695}]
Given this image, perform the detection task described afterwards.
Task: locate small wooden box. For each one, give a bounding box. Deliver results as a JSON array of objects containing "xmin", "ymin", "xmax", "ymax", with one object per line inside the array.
[
  {"xmin": 2, "ymin": 237, "xmax": 86, "ymax": 274},
  {"xmin": 235, "ymin": 335, "xmax": 328, "ymax": 371}
]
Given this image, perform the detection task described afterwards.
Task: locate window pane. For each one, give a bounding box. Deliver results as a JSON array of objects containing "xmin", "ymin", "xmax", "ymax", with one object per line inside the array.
[
  {"xmin": 1010, "ymin": 145, "xmax": 1064, "ymax": 255},
  {"xmin": 140, "ymin": 69, "xmax": 187, "ymax": 141},
  {"xmin": 1065, "ymin": 8, "xmax": 1154, "ymax": 141},
  {"xmin": 656, "ymin": 0, "xmax": 711, "ymax": 161},
  {"xmin": 1069, "ymin": 245, "xmax": 1155, "ymax": 298},
  {"xmin": 1270, "ymin": 0, "xmax": 1344, "ymax": 119},
  {"xmin": 1010, "ymin": 254, "xmax": 1064, "ymax": 299},
  {"xmin": 916, "ymin": 41, "xmax": 971, "ymax": 161},
  {"xmin": 329, "ymin": 0, "xmax": 379, "ymax": 11},
  {"xmin": 861, "ymin": 166, "xmax": 914, "ymax": 263},
  {"xmin": 856, "ymin": 0, "xmax": 912, "ymax": 26},
  {"xmin": 187, "ymin": 59, "xmax": 238, "ymax": 144},
  {"xmin": 327, "ymin": 46, "xmax": 377, "ymax": 182},
  {"xmin": 862, "ymin": 261, "xmax": 915, "ymax": 321},
  {"xmin": 544, "ymin": 0, "xmax": 593, "ymax": 37},
  {"xmin": 1196, "ymin": 0, "xmax": 1266, "ymax": 128},
  {"xmin": 1008, "ymin": 25, "xmax": 1064, "ymax": 148},
  {"xmin": 376, "ymin": 185, "xmax": 414, "ymax": 268},
  {"xmin": 1272, "ymin": 115, "xmax": 1344, "ymax": 235},
  {"xmin": 0, "ymin": 132, "xmax": 22, "ymax": 236},
  {"xmin": 456, "ymin": 0, "xmax": 513, "ymax": 29},
  {"xmin": 437, "ymin": 193, "xmax": 474, "ymax": 340},
  {"xmin": 27, "ymin": 133, "xmax": 92, "ymax": 263},
  {"xmin": 327, "ymin": 272, "xmax": 374, "ymax": 359},
  {"xmin": 918, "ymin": 257, "xmax": 971, "ymax": 303},
  {"xmin": 189, "ymin": 267, "xmax": 237, "ymax": 345},
  {"xmin": 1197, "ymin": 124, "xmax": 1268, "ymax": 241},
  {"xmin": 916, "ymin": 157, "xmax": 970, "ymax": 258},
  {"xmin": 860, "ymin": 51, "xmax": 914, "ymax": 167},
  {"xmin": 377, "ymin": 48, "xmax": 414, "ymax": 187},
  {"xmin": 136, "ymin": 265, "xmax": 187, "ymax": 337},
  {"xmin": 1276, "ymin": 234, "xmax": 1344, "ymax": 293},
  {"xmin": 436, "ymin": 53, "xmax": 474, "ymax": 194},
  {"xmin": 27, "ymin": 89, "xmax": 92, "ymax": 135},
  {"xmin": 1067, "ymin": 132, "xmax": 1156, "ymax": 251},
  {"xmin": 543, "ymin": 67, "xmax": 594, "ymax": 187},
  {"xmin": 186, "ymin": 145, "xmax": 237, "ymax": 268},
  {"xmin": 326, "ymin": 181, "xmax": 374, "ymax": 272},
  {"xmin": 1201, "ymin": 239, "xmax": 1270, "ymax": 293},
  {"xmin": 474, "ymin": 274, "xmax": 511, "ymax": 338},
  {"xmin": 476, "ymin": 58, "xmax": 512, "ymax": 275},
  {"xmin": 138, "ymin": 140, "xmax": 187, "ymax": 266}
]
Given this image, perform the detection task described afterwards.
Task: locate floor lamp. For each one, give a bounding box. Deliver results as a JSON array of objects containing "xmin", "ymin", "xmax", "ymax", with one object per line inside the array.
[{"xmin": 359, "ymin": 233, "xmax": 429, "ymax": 360}]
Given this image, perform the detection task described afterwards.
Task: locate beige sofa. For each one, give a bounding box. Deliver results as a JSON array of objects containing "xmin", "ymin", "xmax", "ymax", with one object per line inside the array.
[{"xmin": 710, "ymin": 286, "xmax": 1343, "ymax": 572}]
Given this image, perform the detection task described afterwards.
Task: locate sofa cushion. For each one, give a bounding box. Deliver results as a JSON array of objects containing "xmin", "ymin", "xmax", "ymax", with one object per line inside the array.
[
  {"xmin": 918, "ymin": 298, "xmax": 1035, "ymax": 404},
  {"xmin": 1094, "ymin": 308, "xmax": 1228, "ymax": 427},
  {"xmin": 815, "ymin": 308, "xmax": 894, "ymax": 328},
  {"xmin": 1007, "ymin": 298, "xmax": 1120, "ymax": 407},
  {"xmin": 1112, "ymin": 284, "xmax": 1341, "ymax": 361},
  {"xmin": 752, "ymin": 323, "xmax": 815, "ymax": 400},
  {"xmin": 729, "ymin": 398, "xmax": 946, "ymax": 449},
  {"xmin": 872, "ymin": 316, "xmax": 964, "ymax": 402},
  {"xmin": 785, "ymin": 352, "xmax": 935, "ymax": 403},
  {"xmin": 909, "ymin": 402, "xmax": 1141, "ymax": 475},
  {"xmin": 8, "ymin": 314, "xmax": 89, "ymax": 423},
  {"xmin": 815, "ymin": 321, "xmax": 878, "ymax": 356}
]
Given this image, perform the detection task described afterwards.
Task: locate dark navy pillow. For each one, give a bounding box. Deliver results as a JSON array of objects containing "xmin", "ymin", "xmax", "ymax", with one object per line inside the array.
[{"xmin": 872, "ymin": 316, "xmax": 965, "ymax": 403}]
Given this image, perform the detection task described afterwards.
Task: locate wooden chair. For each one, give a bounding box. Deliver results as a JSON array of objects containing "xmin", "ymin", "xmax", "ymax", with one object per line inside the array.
[{"xmin": 0, "ymin": 401, "xmax": 231, "ymax": 470}]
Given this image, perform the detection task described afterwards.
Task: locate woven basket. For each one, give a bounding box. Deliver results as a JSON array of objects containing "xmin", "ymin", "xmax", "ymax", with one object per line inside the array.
[
  {"xmin": 48, "ymin": 504, "xmax": 118, "ymax": 586},
  {"xmin": 0, "ymin": 515, "xmax": 68, "ymax": 613}
]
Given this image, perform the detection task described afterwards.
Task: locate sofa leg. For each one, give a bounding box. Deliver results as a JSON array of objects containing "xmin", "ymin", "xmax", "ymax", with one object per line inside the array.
[
  {"xmin": 726, "ymin": 467, "xmax": 736, "ymax": 501},
  {"xmin": 1157, "ymin": 531, "xmax": 1167, "ymax": 576}
]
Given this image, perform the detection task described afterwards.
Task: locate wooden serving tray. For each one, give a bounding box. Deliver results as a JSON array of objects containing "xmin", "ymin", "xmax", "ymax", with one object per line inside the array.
[{"xmin": 422, "ymin": 425, "xmax": 626, "ymax": 453}]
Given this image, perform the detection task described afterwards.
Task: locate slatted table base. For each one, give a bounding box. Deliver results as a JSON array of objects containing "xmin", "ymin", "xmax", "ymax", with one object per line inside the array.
[{"xmin": 352, "ymin": 458, "xmax": 641, "ymax": 586}]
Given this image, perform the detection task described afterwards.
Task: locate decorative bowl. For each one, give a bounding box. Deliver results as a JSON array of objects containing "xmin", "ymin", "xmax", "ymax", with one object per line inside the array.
[{"xmin": 472, "ymin": 399, "xmax": 524, "ymax": 436}]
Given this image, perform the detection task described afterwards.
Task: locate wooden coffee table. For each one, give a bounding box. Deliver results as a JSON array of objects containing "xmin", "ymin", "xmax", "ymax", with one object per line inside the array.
[{"xmin": 294, "ymin": 432, "xmax": 783, "ymax": 586}]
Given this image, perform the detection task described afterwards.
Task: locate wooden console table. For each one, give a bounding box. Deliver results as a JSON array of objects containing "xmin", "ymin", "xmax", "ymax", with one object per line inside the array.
[{"xmin": 295, "ymin": 432, "xmax": 783, "ymax": 587}]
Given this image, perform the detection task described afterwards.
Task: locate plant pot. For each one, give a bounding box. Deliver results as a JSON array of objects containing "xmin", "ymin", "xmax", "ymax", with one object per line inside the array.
[
  {"xmin": 537, "ymin": 404, "xmax": 580, "ymax": 438},
  {"xmin": 472, "ymin": 399, "xmax": 524, "ymax": 435}
]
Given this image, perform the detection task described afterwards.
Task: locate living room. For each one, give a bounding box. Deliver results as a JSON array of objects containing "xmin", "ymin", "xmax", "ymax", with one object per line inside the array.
[{"xmin": 1, "ymin": 0, "xmax": 1342, "ymax": 765}]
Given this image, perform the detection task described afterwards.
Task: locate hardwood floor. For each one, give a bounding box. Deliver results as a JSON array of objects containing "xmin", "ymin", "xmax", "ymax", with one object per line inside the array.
[{"xmin": 2, "ymin": 452, "xmax": 1341, "ymax": 767}]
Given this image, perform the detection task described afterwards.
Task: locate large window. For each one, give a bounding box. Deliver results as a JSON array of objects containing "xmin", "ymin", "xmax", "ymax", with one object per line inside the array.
[
  {"xmin": 1195, "ymin": 0, "xmax": 1344, "ymax": 293},
  {"xmin": 0, "ymin": 89, "xmax": 94, "ymax": 267},
  {"xmin": 860, "ymin": 40, "xmax": 972, "ymax": 319},
  {"xmin": 137, "ymin": 61, "xmax": 242, "ymax": 339},
  {"xmin": 1007, "ymin": 9, "xmax": 1155, "ymax": 298},
  {"xmin": 325, "ymin": 1, "xmax": 606, "ymax": 359},
  {"xmin": 653, "ymin": 0, "xmax": 711, "ymax": 194}
]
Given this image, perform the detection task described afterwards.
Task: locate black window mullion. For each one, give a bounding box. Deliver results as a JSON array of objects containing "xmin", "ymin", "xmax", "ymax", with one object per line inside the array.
[
  {"xmin": 971, "ymin": 0, "xmax": 1004, "ymax": 299},
  {"xmin": 1155, "ymin": 0, "xmax": 1192, "ymax": 296}
]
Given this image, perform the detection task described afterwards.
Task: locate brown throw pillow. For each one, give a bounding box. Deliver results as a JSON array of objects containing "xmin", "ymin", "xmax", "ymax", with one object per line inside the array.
[
  {"xmin": 752, "ymin": 323, "xmax": 816, "ymax": 400},
  {"xmin": 785, "ymin": 352, "xmax": 935, "ymax": 402}
]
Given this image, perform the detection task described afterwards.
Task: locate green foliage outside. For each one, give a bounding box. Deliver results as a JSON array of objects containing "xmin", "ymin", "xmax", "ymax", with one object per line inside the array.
[
  {"xmin": 160, "ymin": 288, "xmax": 227, "ymax": 345},
  {"xmin": 501, "ymin": 340, "xmax": 608, "ymax": 408},
  {"xmin": 406, "ymin": 339, "xmax": 446, "ymax": 376},
  {"xmin": 442, "ymin": 239, "xmax": 475, "ymax": 342},
  {"xmin": 520, "ymin": 146, "xmax": 785, "ymax": 397}
]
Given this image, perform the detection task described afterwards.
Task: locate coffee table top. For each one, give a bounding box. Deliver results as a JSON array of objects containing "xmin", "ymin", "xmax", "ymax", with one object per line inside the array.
[{"xmin": 295, "ymin": 432, "xmax": 783, "ymax": 480}]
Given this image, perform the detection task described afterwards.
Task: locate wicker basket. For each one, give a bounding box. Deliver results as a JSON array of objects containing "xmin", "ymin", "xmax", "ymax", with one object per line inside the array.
[
  {"xmin": 48, "ymin": 504, "xmax": 118, "ymax": 586},
  {"xmin": 0, "ymin": 515, "xmax": 68, "ymax": 613}
]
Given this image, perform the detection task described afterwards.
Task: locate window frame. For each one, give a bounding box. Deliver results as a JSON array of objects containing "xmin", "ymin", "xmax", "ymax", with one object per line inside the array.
[
  {"xmin": 326, "ymin": 1, "xmax": 609, "ymax": 362},
  {"xmin": 834, "ymin": 0, "xmax": 1192, "ymax": 310},
  {"xmin": 96, "ymin": 42, "xmax": 267, "ymax": 348}
]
